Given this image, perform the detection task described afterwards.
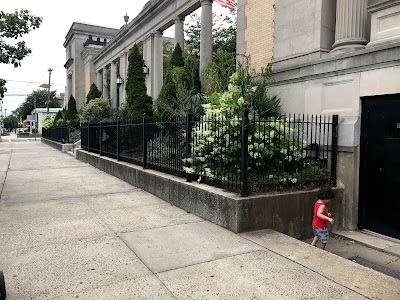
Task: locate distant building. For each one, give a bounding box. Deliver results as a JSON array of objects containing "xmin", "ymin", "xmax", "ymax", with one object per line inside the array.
[
  {"xmin": 59, "ymin": 93, "xmax": 66, "ymax": 108},
  {"xmin": 30, "ymin": 108, "xmax": 63, "ymax": 134}
]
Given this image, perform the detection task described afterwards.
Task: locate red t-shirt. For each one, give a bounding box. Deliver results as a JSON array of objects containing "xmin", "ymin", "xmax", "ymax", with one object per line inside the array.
[{"xmin": 312, "ymin": 201, "xmax": 328, "ymax": 228}]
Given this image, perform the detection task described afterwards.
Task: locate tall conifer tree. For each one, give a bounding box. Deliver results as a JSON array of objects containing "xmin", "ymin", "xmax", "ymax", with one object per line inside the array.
[{"xmin": 125, "ymin": 44, "xmax": 152, "ymax": 121}]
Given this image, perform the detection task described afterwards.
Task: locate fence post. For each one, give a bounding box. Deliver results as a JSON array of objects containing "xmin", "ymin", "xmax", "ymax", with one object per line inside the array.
[
  {"xmin": 116, "ymin": 118, "xmax": 120, "ymax": 161},
  {"xmin": 143, "ymin": 114, "xmax": 147, "ymax": 169},
  {"xmin": 87, "ymin": 122, "xmax": 90, "ymax": 151},
  {"xmin": 240, "ymin": 106, "xmax": 250, "ymax": 197},
  {"xmin": 185, "ymin": 110, "xmax": 192, "ymax": 182},
  {"xmin": 99, "ymin": 121, "xmax": 102, "ymax": 156},
  {"xmin": 331, "ymin": 114, "xmax": 339, "ymax": 186},
  {"xmin": 67, "ymin": 126, "xmax": 70, "ymax": 144}
]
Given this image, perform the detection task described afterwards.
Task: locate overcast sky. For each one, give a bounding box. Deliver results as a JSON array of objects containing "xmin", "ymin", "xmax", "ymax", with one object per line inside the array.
[{"xmin": 1, "ymin": 0, "xmax": 228, "ymax": 115}]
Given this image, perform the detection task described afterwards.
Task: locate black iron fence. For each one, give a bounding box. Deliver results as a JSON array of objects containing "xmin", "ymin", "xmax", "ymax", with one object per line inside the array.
[
  {"xmin": 42, "ymin": 125, "xmax": 81, "ymax": 144},
  {"xmin": 81, "ymin": 110, "xmax": 338, "ymax": 196}
]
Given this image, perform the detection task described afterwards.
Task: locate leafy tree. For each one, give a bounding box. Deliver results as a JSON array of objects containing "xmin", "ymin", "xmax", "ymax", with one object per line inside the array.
[
  {"xmin": 163, "ymin": 39, "xmax": 174, "ymax": 76},
  {"xmin": 0, "ymin": 9, "xmax": 42, "ymax": 100},
  {"xmin": 3, "ymin": 115, "xmax": 18, "ymax": 129},
  {"xmin": 13, "ymin": 89, "xmax": 60, "ymax": 120},
  {"xmin": 158, "ymin": 44, "xmax": 189, "ymax": 111},
  {"xmin": 65, "ymin": 95, "xmax": 78, "ymax": 124},
  {"xmin": 185, "ymin": 11, "xmax": 236, "ymax": 56},
  {"xmin": 158, "ymin": 44, "xmax": 202, "ymax": 119},
  {"xmin": 124, "ymin": 44, "xmax": 152, "ymax": 121},
  {"xmin": 184, "ymin": 54, "xmax": 202, "ymax": 94},
  {"xmin": 205, "ymin": 49, "xmax": 236, "ymax": 95},
  {"xmin": 86, "ymin": 83, "xmax": 102, "ymax": 103}
]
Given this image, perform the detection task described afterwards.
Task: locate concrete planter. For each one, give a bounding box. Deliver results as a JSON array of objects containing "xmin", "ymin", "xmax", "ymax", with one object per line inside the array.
[
  {"xmin": 76, "ymin": 149, "xmax": 344, "ymax": 239},
  {"xmin": 41, "ymin": 138, "xmax": 73, "ymax": 153}
]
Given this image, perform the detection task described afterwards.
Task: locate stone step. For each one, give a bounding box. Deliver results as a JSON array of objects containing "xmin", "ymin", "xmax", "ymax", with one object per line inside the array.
[
  {"xmin": 240, "ymin": 229, "xmax": 400, "ymax": 300},
  {"xmin": 333, "ymin": 230, "xmax": 400, "ymax": 258}
]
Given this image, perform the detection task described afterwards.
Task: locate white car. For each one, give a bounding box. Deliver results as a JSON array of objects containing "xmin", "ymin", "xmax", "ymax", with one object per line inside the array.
[{"xmin": 16, "ymin": 128, "xmax": 26, "ymax": 133}]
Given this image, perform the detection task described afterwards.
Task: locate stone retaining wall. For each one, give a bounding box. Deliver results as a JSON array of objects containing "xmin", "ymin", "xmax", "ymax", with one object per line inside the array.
[
  {"xmin": 75, "ymin": 149, "xmax": 344, "ymax": 239},
  {"xmin": 41, "ymin": 138, "xmax": 73, "ymax": 153}
]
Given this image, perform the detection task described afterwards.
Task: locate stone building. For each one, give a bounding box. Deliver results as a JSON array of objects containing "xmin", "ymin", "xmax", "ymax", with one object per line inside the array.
[
  {"xmin": 238, "ymin": 0, "xmax": 400, "ymax": 239},
  {"xmin": 64, "ymin": 0, "xmax": 215, "ymax": 110},
  {"xmin": 65, "ymin": 0, "xmax": 400, "ymax": 239}
]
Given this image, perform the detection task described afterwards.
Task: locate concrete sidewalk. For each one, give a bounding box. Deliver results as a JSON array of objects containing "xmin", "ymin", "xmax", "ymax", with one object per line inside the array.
[{"xmin": 0, "ymin": 142, "xmax": 399, "ymax": 300}]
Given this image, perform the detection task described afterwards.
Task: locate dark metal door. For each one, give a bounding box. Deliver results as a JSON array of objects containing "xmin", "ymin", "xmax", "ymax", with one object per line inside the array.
[{"xmin": 360, "ymin": 95, "xmax": 400, "ymax": 239}]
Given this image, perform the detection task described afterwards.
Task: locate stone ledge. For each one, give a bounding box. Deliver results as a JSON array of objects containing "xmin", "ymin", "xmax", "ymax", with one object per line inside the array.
[
  {"xmin": 41, "ymin": 138, "xmax": 73, "ymax": 153},
  {"xmin": 76, "ymin": 149, "xmax": 344, "ymax": 239},
  {"xmin": 241, "ymin": 229, "xmax": 400, "ymax": 300},
  {"xmin": 272, "ymin": 41, "xmax": 400, "ymax": 85}
]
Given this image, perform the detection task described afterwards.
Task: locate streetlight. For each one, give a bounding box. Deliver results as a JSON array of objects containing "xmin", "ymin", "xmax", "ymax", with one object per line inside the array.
[{"xmin": 116, "ymin": 74, "xmax": 124, "ymax": 108}]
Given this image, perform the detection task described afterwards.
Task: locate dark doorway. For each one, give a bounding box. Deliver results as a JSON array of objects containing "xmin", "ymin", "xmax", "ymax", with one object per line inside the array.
[{"xmin": 360, "ymin": 95, "xmax": 400, "ymax": 240}]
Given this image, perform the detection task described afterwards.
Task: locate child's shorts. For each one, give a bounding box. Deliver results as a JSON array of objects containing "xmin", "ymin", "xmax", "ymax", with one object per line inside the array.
[{"xmin": 313, "ymin": 226, "xmax": 329, "ymax": 244}]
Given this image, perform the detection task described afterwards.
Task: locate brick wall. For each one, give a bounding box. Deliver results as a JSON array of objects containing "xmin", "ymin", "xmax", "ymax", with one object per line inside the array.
[{"xmin": 245, "ymin": 0, "xmax": 275, "ymax": 71}]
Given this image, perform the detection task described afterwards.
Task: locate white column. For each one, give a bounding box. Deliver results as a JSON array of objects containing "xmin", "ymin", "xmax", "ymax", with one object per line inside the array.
[
  {"xmin": 200, "ymin": 0, "xmax": 213, "ymax": 86},
  {"xmin": 119, "ymin": 54, "xmax": 127, "ymax": 106},
  {"xmin": 144, "ymin": 35, "xmax": 154, "ymax": 98},
  {"xmin": 102, "ymin": 67, "xmax": 109, "ymax": 99},
  {"xmin": 174, "ymin": 16, "xmax": 185, "ymax": 49},
  {"xmin": 96, "ymin": 69, "xmax": 103, "ymax": 95},
  {"xmin": 124, "ymin": 51, "xmax": 129, "ymax": 105},
  {"xmin": 110, "ymin": 62, "xmax": 118, "ymax": 108},
  {"xmin": 331, "ymin": 0, "xmax": 368, "ymax": 53},
  {"xmin": 153, "ymin": 31, "xmax": 164, "ymax": 102}
]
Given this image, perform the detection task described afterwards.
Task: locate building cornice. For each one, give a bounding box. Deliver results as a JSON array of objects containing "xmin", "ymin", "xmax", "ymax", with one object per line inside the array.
[
  {"xmin": 64, "ymin": 22, "xmax": 118, "ymax": 48},
  {"xmin": 81, "ymin": 46, "xmax": 102, "ymax": 61},
  {"xmin": 368, "ymin": 0, "xmax": 400, "ymax": 12},
  {"xmin": 271, "ymin": 41, "xmax": 400, "ymax": 86},
  {"xmin": 93, "ymin": 0, "xmax": 200, "ymax": 65}
]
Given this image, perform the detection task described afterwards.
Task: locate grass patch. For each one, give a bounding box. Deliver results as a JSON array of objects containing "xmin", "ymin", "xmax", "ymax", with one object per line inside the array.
[{"xmin": 1, "ymin": 133, "xmax": 10, "ymax": 136}]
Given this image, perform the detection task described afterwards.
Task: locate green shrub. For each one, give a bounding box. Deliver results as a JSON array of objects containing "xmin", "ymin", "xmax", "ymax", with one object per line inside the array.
[
  {"xmin": 86, "ymin": 83, "xmax": 102, "ymax": 103},
  {"xmin": 185, "ymin": 72, "xmax": 312, "ymax": 189},
  {"xmin": 125, "ymin": 44, "xmax": 153, "ymax": 122},
  {"xmin": 79, "ymin": 98, "xmax": 112, "ymax": 123},
  {"xmin": 65, "ymin": 95, "xmax": 79, "ymax": 125},
  {"xmin": 53, "ymin": 110, "xmax": 63, "ymax": 125},
  {"xmin": 43, "ymin": 114, "xmax": 56, "ymax": 129}
]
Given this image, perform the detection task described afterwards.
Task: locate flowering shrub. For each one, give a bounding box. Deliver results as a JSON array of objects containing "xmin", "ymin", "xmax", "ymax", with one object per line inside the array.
[
  {"xmin": 185, "ymin": 73, "xmax": 326, "ymax": 189},
  {"xmin": 43, "ymin": 114, "xmax": 56, "ymax": 129}
]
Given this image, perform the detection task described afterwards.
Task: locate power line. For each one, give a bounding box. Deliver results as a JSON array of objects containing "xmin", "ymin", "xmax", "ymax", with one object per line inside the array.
[{"xmin": 4, "ymin": 79, "xmax": 65, "ymax": 86}]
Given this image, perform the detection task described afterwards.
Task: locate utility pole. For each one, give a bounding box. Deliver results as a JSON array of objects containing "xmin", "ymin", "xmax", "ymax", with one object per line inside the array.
[
  {"xmin": 34, "ymin": 98, "xmax": 37, "ymax": 141},
  {"xmin": 0, "ymin": 100, "xmax": 3, "ymax": 134},
  {"xmin": 47, "ymin": 68, "xmax": 53, "ymax": 115}
]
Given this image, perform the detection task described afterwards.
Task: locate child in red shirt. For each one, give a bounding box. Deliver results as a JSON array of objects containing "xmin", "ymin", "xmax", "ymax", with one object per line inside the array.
[{"xmin": 311, "ymin": 186, "xmax": 335, "ymax": 250}]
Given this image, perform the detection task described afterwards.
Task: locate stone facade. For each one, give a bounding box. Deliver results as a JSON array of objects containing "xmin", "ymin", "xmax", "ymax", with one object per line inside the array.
[
  {"xmin": 245, "ymin": 0, "xmax": 275, "ymax": 71},
  {"xmin": 64, "ymin": 23, "xmax": 119, "ymax": 109},
  {"xmin": 238, "ymin": 0, "xmax": 400, "ymax": 231},
  {"xmin": 64, "ymin": 0, "xmax": 215, "ymax": 108}
]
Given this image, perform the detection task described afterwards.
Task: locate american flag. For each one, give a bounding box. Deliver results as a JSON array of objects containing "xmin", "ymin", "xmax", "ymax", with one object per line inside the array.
[{"xmin": 214, "ymin": 0, "xmax": 236, "ymax": 9}]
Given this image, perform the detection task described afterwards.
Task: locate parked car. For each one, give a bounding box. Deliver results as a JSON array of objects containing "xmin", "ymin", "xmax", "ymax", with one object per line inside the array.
[{"xmin": 16, "ymin": 128, "xmax": 26, "ymax": 133}]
